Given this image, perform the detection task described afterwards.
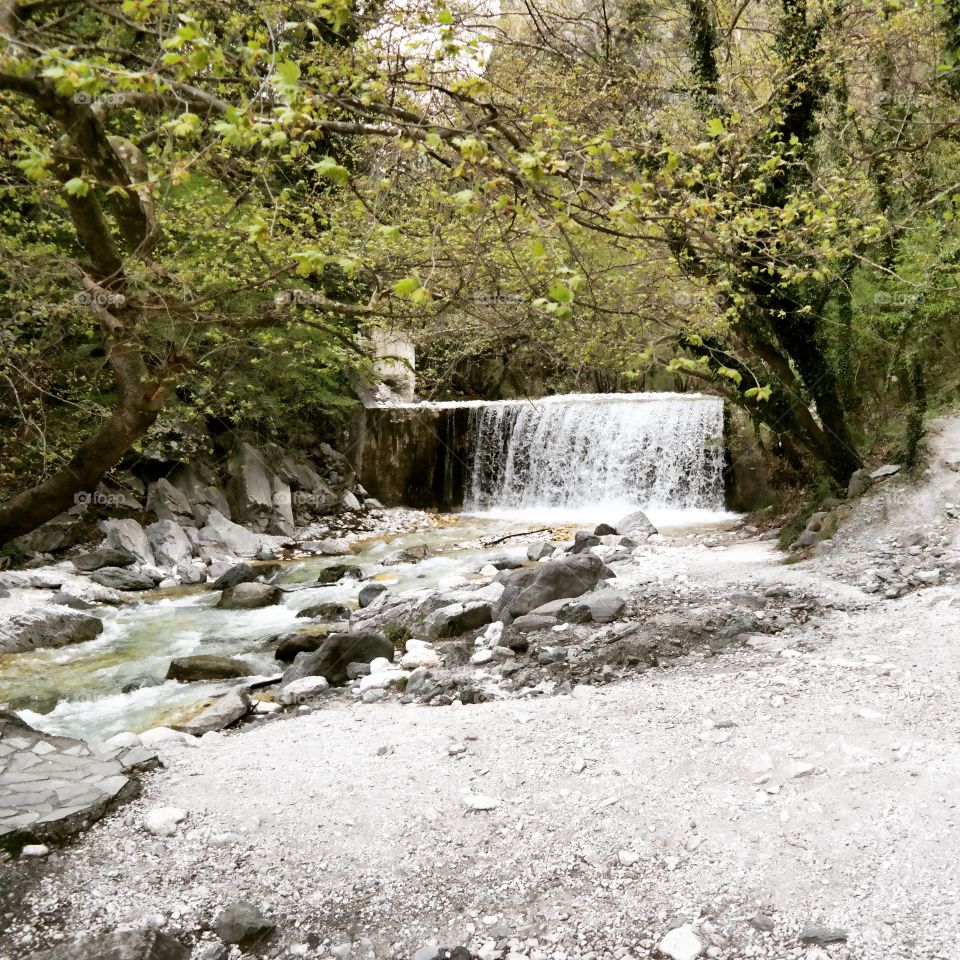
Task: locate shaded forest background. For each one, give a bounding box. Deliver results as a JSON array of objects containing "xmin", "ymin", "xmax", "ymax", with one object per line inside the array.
[{"xmin": 1, "ymin": 0, "xmax": 959, "ymax": 541}]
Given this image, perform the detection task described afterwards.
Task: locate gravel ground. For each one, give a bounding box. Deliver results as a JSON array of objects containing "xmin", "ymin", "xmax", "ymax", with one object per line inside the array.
[{"xmin": 3, "ymin": 422, "xmax": 960, "ymax": 960}]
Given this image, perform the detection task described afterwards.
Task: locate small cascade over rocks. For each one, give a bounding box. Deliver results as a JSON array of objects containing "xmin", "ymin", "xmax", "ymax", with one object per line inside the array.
[{"xmin": 461, "ymin": 393, "xmax": 725, "ymax": 514}]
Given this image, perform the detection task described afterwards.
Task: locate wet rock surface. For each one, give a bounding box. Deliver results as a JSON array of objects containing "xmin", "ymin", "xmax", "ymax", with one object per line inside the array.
[
  {"xmin": 0, "ymin": 609, "xmax": 103, "ymax": 655},
  {"xmin": 165, "ymin": 656, "xmax": 254, "ymax": 683}
]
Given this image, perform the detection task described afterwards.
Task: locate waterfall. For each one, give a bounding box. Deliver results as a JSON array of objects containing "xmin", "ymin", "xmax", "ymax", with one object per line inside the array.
[{"xmin": 462, "ymin": 393, "xmax": 725, "ymax": 516}]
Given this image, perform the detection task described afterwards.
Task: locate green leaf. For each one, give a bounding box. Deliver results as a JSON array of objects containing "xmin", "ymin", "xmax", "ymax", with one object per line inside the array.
[
  {"xmin": 63, "ymin": 177, "xmax": 90, "ymax": 197},
  {"xmin": 706, "ymin": 117, "xmax": 725, "ymax": 137},
  {"xmin": 313, "ymin": 156, "xmax": 350, "ymax": 185},
  {"xmin": 393, "ymin": 275, "xmax": 422, "ymax": 297},
  {"xmin": 274, "ymin": 60, "xmax": 301, "ymax": 94}
]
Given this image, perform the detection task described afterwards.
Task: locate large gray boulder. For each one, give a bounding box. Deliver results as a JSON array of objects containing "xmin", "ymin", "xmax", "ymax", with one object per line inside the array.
[
  {"xmin": 847, "ymin": 468, "xmax": 872, "ymax": 498},
  {"xmin": 568, "ymin": 530, "xmax": 601, "ymax": 554},
  {"xmin": 89, "ymin": 567, "xmax": 157, "ymax": 591},
  {"xmin": 298, "ymin": 601, "xmax": 352, "ymax": 621},
  {"xmin": 560, "ymin": 588, "xmax": 626, "ymax": 624},
  {"xmin": 168, "ymin": 461, "xmax": 231, "ymax": 524},
  {"xmin": 494, "ymin": 554, "xmax": 612, "ymax": 625},
  {"xmin": 527, "ymin": 540, "xmax": 557, "ymax": 561},
  {"xmin": 314, "ymin": 442, "xmax": 355, "ymax": 494},
  {"xmin": 315, "ymin": 563, "xmax": 362, "ymax": 585},
  {"xmin": 146, "ymin": 478, "xmax": 195, "ymax": 526},
  {"xmin": 274, "ymin": 627, "xmax": 330, "ymax": 662},
  {"xmin": 180, "ymin": 689, "xmax": 250, "ymax": 736},
  {"xmin": 217, "ymin": 582, "xmax": 282, "ymax": 610},
  {"xmin": 281, "ymin": 630, "xmax": 393, "ymax": 686},
  {"xmin": 13, "ymin": 513, "xmax": 83, "ymax": 554},
  {"xmin": 145, "ymin": 520, "xmax": 194, "ymax": 569},
  {"xmin": 226, "ymin": 442, "xmax": 295, "ymax": 536},
  {"xmin": 359, "ymin": 582, "xmax": 388, "ymax": 608},
  {"xmin": 166, "ymin": 655, "xmax": 254, "ymax": 682},
  {"xmin": 198, "ymin": 509, "xmax": 262, "ymax": 558},
  {"xmin": 72, "ymin": 547, "xmax": 137, "ymax": 572},
  {"xmin": 0, "ymin": 609, "xmax": 103, "ymax": 654},
  {"xmin": 268, "ymin": 448, "xmax": 339, "ymax": 521},
  {"xmin": 424, "ymin": 601, "xmax": 492, "ymax": 640},
  {"xmin": 615, "ymin": 508, "xmax": 657, "ymax": 538},
  {"xmin": 210, "ymin": 562, "xmax": 278, "ymax": 591},
  {"xmin": 23, "ymin": 930, "xmax": 189, "ymax": 960},
  {"xmin": 100, "ymin": 518, "xmax": 155, "ymax": 565}
]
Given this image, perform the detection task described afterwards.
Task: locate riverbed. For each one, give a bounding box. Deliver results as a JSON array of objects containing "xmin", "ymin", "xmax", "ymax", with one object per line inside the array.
[{"xmin": 0, "ymin": 507, "xmax": 738, "ymax": 742}]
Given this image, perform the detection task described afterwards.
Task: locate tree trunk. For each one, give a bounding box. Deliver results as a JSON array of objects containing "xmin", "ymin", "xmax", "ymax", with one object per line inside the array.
[
  {"xmin": 773, "ymin": 312, "xmax": 862, "ymax": 485},
  {"xmin": 0, "ymin": 403, "xmax": 158, "ymax": 547}
]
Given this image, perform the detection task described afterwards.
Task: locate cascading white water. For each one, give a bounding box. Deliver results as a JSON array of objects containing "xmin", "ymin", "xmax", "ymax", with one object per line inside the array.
[{"xmin": 461, "ymin": 393, "xmax": 725, "ymax": 519}]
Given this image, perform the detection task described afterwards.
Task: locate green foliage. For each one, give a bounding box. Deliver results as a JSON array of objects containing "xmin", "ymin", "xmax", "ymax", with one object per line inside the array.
[
  {"xmin": 383, "ymin": 623, "xmax": 413, "ymax": 649},
  {"xmin": 1, "ymin": 0, "xmax": 960, "ymax": 507}
]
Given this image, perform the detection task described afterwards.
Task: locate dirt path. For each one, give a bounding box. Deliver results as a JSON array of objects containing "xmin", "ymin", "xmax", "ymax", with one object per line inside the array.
[{"xmin": 4, "ymin": 423, "xmax": 960, "ymax": 960}]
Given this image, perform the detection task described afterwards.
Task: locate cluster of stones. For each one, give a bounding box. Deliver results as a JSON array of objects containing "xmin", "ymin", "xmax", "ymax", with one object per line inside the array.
[
  {"xmin": 788, "ymin": 463, "xmax": 902, "ymax": 552},
  {"xmin": 856, "ymin": 529, "xmax": 958, "ymax": 599},
  {"xmin": 7, "ymin": 439, "xmax": 382, "ymax": 598}
]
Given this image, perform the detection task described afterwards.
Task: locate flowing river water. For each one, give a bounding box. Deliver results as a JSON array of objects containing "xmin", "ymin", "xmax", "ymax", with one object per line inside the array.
[{"xmin": 0, "ymin": 393, "xmax": 736, "ymax": 742}]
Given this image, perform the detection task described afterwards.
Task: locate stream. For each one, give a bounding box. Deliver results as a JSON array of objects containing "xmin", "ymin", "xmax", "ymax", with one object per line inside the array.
[{"xmin": 0, "ymin": 506, "xmax": 738, "ymax": 742}]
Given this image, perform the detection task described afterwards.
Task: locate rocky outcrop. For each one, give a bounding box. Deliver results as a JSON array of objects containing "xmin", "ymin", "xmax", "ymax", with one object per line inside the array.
[
  {"xmin": 281, "ymin": 630, "xmax": 393, "ymax": 686},
  {"xmin": 100, "ymin": 518, "xmax": 155, "ymax": 566},
  {"xmin": 0, "ymin": 609, "xmax": 103, "ymax": 654},
  {"xmin": 226, "ymin": 442, "xmax": 295, "ymax": 536},
  {"xmin": 145, "ymin": 478, "xmax": 195, "ymax": 526},
  {"xmin": 12, "ymin": 513, "xmax": 85, "ymax": 555},
  {"xmin": 0, "ymin": 713, "xmax": 156, "ymax": 853},
  {"xmin": 168, "ymin": 461, "xmax": 232, "ymax": 524},
  {"xmin": 145, "ymin": 520, "xmax": 193, "ymax": 568},
  {"xmin": 198, "ymin": 509, "xmax": 262, "ymax": 559},
  {"xmin": 494, "ymin": 555, "xmax": 613, "ymax": 625}
]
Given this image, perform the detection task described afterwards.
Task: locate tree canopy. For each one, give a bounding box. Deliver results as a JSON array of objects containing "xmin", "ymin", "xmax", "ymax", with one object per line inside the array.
[{"xmin": 1, "ymin": 0, "xmax": 959, "ymax": 541}]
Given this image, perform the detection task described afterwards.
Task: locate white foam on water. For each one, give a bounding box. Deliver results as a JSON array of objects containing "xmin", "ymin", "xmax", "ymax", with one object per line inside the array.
[
  {"xmin": 464, "ymin": 393, "xmax": 726, "ymax": 516},
  {"xmin": 466, "ymin": 503, "xmax": 740, "ymax": 532}
]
